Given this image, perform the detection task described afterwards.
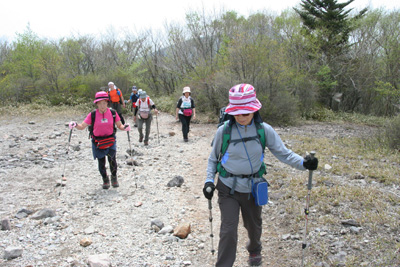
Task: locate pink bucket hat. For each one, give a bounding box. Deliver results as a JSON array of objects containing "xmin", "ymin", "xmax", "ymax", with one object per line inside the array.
[
  {"xmin": 93, "ymin": 91, "xmax": 109, "ymax": 104},
  {"xmin": 224, "ymin": 84, "xmax": 262, "ymax": 115}
]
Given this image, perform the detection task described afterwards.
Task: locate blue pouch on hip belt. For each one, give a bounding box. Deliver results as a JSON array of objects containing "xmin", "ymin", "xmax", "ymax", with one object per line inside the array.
[{"xmin": 251, "ymin": 178, "xmax": 269, "ymax": 206}]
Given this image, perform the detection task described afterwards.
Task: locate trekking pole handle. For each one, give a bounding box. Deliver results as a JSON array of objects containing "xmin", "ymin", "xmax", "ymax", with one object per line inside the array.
[
  {"xmin": 206, "ymin": 187, "xmax": 213, "ymax": 210},
  {"xmin": 307, "ymin": 151, "xmax": 316, "ymax": 190}
]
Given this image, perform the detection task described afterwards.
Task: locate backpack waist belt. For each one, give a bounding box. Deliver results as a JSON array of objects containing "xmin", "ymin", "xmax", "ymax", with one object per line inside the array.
[{"xmin": 225, "ymin": 172, "xmax": 259, "ymax": 178}]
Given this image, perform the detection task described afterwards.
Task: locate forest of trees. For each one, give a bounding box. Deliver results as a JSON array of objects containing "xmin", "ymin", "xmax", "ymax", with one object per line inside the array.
[{"xmin": 0, "ymin": 0, "xmax": 399, "ymax": 124}]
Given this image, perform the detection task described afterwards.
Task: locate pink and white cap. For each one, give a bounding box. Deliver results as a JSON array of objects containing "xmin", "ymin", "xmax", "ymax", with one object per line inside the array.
[
  {"xmin": 225, "ymin": 84, "xmax": 262, "ymax": 115},
  {"xmin": 93, "ymin": 91, "xmax": 109, "ymax": 103}
]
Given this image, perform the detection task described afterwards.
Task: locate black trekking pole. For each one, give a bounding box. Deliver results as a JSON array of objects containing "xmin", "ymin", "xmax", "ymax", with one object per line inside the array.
[
  {"xmin": 206, "ymin": 187, "xmax": 216, "ymax": 257},
  {"xmin": 301, "ymin": 151, "xmax": 316, "ymax": 267},
  {"xmin": 126, "ymin": 127, "xmax": 137, "ymax": 188},
  {"xmin": 155, "ymin": 114, "xmax": 160, "ymax": 144},
  {"xmin": 58, "ymin": 129, "xmax": 73, "ymax": 194}
]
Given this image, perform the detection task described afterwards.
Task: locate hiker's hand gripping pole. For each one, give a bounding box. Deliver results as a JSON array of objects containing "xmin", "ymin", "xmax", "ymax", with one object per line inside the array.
[
  {"xmin": 302, "ymin": 151, "xmax": 316, "ymax": 267},
  {"xmin": 206, "ymin": 187, "xmax": 216, "ymax": 256}
]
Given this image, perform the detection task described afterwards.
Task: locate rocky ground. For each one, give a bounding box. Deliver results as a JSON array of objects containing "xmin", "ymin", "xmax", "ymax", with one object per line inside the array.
[{"xmin": 0, "ymin": 112, "xmax": 399, "ymax": 267}]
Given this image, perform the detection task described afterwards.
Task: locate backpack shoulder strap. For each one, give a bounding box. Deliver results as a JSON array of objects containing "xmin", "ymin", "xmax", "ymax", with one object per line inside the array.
[
  {"xmin": 221, "ymin": 120, "xmax": 232, "ymax": 156},
  {"xmin": 89, "ymin": 110, "xmax": 96, "ymax": 138},
  {"xmin": 110, "ymin": 108, "xmax": 117, "ymax": 133},
  {"xmin": 255, "ymin": 122, "xmax": 266, "ymax": 150},
  {"xmin": 147, "ymin": 97, "xmax": 150, "ymax": 107}
]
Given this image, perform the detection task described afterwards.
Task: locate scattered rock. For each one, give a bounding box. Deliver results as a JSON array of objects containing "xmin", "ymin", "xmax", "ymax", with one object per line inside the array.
[
  {"xmin": 3, "ymin": 246, "xmax": 23, "ymax": 260},
  {"xmin": 324, "ymin": 164, "xmax": 332, "ymax": 170},
  {"xmin": 341, "ymin": 219, "xmax": 361, "ymax": 227},
  {"xmin": 31, "ymin": 209, "xmax": 56, "ymax": 220},
  {"xmin": 173, "ymin": 222, "xmax": 191, "ymax": 239},
  {"xmin": 151, "ymin": 219, "xmax": 164, "ymax": 230},
  {"xmin": 169, "ymin": 132, "xmax": 175, "ymax": 136},
  {"xmin": 353, "ymin": 172, "xmax": 365, "ymax": 179},
  {"xmin": 1, "ymin": 218, "xmax": 11, "ymax": 230},
  {"xmin": 167, "ymin": 175, "xmax": 184, "ymax": 187},
  {"xmin": 158, "ymin": 225, "xmax": 174, "ymax": 235},
  {"xmin": 15, "ymin": 208, "xmax": 33, "ymax": 219},
  {"xmin": 80, "ymin": 237, "xmax": 92, "ymax": 247},
  {"xmin": 87, "ymin": 254, "xmax": 111, "ymax": 267}
]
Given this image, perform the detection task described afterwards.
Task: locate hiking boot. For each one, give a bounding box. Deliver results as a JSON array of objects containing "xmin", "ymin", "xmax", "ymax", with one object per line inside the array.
[
  {"xmin": 248, "ymin": 253, "xmax": 262, "ymax": 266},
  {"xmin": 184, "ymin": 138, "xmax": 188, "ymax": 142},
  {"xmin": 144, "ymin": 141, "xmax": 149, "ymax": 146},
  {"xmin": 111, "ymin": 175, "xmax": 119, "ymax": 188},
  {"xmin": 139, "ymin": 137, "xmax": 143, "ymax": 142},
  {"xmin": 134, "ymin": 124, "xmax": 137, "ymax": 127},
  {"xmin": 102, "ymin": 176, "xmax": 110, "ymax": 190}
]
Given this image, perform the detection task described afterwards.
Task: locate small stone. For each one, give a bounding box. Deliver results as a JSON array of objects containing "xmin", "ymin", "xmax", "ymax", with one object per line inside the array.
[
  {"xmin": 80, "ymin": 237, "xmax": 92, "ymax": 247},
  {"xmin": 341, "ymin": 219, "xmax": 361, "ymax": 227},
  {"xmin": 167, "ymin": 176, "xmax": 184, "ymax": 187},
  {"xmin": 158, "ymin": 225, "xmax": 174, "ymax": 235},
  {"xmin": 134, "ymin": 202, "xmax": 142, "ymax": 207},
  {"xmin": 1, "ymin": 218, "xmax": 11, "ymax": 230},
  {"xmin": 173, "ymin": 222, "xmax": 191, "ymax": 239},
  {"xmin": 31, "ymin": 209, "xmax": 56, "ymax": 220},
  {"xmin": 324, "ymin": 164, "xmax": 332, "ymax": 170},
  {"xmin": 3, "ymin": 246, "xmax": 23, "ymax": 260},
  {"xmin": 353, "ymin": 172, "xmax": 365, "ymax": 179},
  {"xmin": 87, "ymin": 254, "xmax": 111, "ymax": 267},
  {"xmin": 85, "ymin": 226, "xmax": 95, "ymax": 234},
  {"xmin": 151, "ymin": 219, "xmax": 164, "ymax": 229}
]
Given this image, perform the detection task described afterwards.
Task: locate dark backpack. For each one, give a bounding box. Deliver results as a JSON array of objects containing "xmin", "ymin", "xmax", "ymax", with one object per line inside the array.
[
  {"xmin": 88, "ymin": 109, "xmax": 117, "ymax": 139},
  {"xmin": 217, "ymin": 107, "xmax": 232, "ymax": 127},
  {"xmin": 216, "ymin": 120, "xmax": 267, "ymax": 178}
]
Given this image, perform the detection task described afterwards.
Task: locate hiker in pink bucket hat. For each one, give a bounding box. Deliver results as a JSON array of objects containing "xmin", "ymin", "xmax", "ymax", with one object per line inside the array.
[
  {"xmin": 68, "ymin": 91, "xmax": 131, "ymax": 190},
  {"xmin": 224, "ymin": 83, "xmax": 262, "ymax": 115},
  {"xmin": 203, "ymin": 83, "xmax": 318, "ymax": 266}
]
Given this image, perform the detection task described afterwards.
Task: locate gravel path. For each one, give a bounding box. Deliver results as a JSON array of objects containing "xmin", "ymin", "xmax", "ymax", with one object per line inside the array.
[{"xmin": 0, "ymin": 113, "xmax": 398, "ymax": 267}]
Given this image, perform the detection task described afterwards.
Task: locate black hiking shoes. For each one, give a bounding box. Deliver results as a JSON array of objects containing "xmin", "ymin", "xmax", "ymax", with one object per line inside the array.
[
  {"xmin": 248, "ymin": 253, "xmax": 262, "ymax": 266},
  {"xmin": 102, "ymin": 176, "xmax": 110, "ymax": 189},
  {"xmin": 111, "ymin": 176, "xmax": 119, "ymax": 188}
]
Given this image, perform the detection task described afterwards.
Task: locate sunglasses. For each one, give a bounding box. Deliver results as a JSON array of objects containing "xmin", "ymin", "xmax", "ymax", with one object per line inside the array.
[{"xmin": 234, "ymin": 113, "xmax": 251, "ymax": 117}]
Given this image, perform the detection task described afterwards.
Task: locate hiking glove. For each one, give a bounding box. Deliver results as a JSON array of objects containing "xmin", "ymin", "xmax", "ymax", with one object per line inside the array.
[
  {"xmin": 303, "ymin": 155, "xmax": 318, "ymax": 170},
  {"xmin": 203, "ymin": 182, "xmax": 215, "ymax": 200},
  {"xmin": 69, "ymin": 121, "xmax": 77, "ymax": 129},
  {"xmin": 124, "ymin": 124, "xmax": 131, "ymax": 132}
]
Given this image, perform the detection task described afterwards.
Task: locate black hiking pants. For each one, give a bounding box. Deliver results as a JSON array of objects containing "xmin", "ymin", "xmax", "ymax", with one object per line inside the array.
[
  {"xmin": 178, "ymin": 114, "xmax": 192, "ymax": 140},
  {"xmin": 97, "ymin": 149, "xmax": 117, "ymax": 180},
  {"xmin": 216, "ymin": 180, "xmax": 262, "ymax": 267}
]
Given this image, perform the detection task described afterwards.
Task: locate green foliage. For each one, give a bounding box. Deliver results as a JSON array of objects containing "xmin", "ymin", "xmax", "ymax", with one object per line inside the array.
[
  {"xmin": 258, "ymin": 91, "xmax": 299, "ymax": 126},
  {"xmin": 385, "ymin": 115, "xmax": 400, "ymax": 150},
  {"xmin": 0, "ymin": 7, "xmax": 399, "ymax": 127},
  {"xmin": 152, "ymin": 95, "xmax": 177, "ymax": 114}
]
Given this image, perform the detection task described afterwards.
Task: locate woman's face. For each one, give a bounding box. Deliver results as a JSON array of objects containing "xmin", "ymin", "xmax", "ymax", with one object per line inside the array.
[
  {"xmin": 96, "ymin": 100, "xmax": 108, "ymax": 111},
  {"xmin": 184, "ymin": 92, "xmax": 190, "ymax": 98},
  {"xmin": 234, "ymin": 112, "xmax": 254, "ymax": 126}
]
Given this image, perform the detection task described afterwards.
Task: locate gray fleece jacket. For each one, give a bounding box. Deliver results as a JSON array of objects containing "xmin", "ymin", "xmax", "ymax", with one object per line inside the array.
[{"xmin": 206, "ymin": 120, "xmax": 306, "ymax": 193}]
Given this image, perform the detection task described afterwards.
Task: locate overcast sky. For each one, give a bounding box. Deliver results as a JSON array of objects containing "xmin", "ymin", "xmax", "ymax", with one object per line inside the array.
[{"xmin": 1, "ymin": 0, "xmax": 399, "ymax": 41}]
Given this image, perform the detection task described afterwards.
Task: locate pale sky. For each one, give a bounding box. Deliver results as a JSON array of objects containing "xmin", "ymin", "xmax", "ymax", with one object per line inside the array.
[{"xmin": 1, "ymin": 0, "xmax": 399, "ymax": 41}]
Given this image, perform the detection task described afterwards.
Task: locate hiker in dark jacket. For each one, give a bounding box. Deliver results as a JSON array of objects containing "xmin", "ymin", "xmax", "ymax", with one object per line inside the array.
[
  {"xmin": 69, "ymin": 91, "xmax": 131, "ymax": 189},
  {"xmin": 127, "ymin": 86, "xmax": 139, "ymax": 127},
  {"xmin": 203, "ymin": 83, "xmax": 318, "ymax": 266},
  {"xmin": 175, "ymin": 86, "xmax": 196, "ymax": 142}
]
